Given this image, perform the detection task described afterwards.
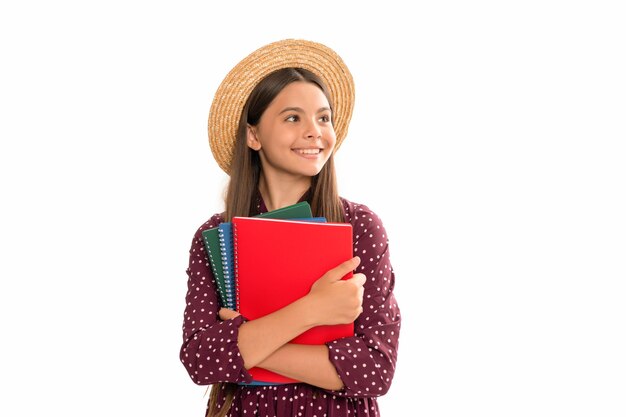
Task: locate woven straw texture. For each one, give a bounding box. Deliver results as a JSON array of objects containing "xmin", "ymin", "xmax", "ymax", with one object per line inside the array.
[{"xmin": 208, "ymin": 39, "xmax": 355, "ymax": 174}]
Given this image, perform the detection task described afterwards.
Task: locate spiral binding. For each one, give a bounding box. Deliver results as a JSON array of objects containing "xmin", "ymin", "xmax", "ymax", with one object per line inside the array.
[{"xmin": 218, "ymin": 225, "xmax": 236, "ymax": 310}]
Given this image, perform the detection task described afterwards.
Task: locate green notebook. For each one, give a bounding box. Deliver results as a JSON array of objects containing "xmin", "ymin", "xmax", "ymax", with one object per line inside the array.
[
  {"xmin": 201, "ymin": 201, "xmax": 313, "ymax": 307},
  {"xmin": 202, "ymin": 228, "xmax": 228, "ymax": 306}
]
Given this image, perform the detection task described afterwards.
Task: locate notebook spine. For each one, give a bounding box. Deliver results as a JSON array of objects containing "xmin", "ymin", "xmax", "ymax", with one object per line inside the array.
[{"xmin": 232, "ymin": 221, "xmax": 239, "ymax": 312}]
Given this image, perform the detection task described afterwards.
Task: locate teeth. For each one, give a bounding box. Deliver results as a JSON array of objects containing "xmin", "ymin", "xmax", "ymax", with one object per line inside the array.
[{"xmin": 296, "ymin": 149, "xmax": 320, "ymax": 155}]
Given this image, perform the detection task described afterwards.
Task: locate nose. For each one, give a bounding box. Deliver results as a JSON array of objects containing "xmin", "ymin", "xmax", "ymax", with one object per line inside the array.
[{"xmin": 304, "ymin": 118, "xmax": 322, "ymax": 140}]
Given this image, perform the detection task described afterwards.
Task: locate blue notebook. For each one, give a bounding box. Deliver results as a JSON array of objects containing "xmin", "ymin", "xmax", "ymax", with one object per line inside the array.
[{"xmin": 218, "ymin": 223, "xmax": 236, "ymax": 310}]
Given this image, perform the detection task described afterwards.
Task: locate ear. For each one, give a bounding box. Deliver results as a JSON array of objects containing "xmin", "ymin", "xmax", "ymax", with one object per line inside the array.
[{"xmin": 246, "ymin": 124, "xmax": 262, "ymax": 151}]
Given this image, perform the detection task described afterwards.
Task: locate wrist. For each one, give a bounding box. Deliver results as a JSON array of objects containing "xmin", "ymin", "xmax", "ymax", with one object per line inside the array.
[{"xmin": 295, "ymin": 294, "xmax": 320, "ymax": 328}]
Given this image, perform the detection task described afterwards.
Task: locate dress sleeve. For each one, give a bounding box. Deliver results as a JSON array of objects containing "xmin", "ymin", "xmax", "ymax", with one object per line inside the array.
[
  {"xmin": 179, "ymin": 215, "xmax": 254, "ymax": 385},
  {"xmin": 324, "ymin": 204, "xmax": 401, "ymax": 398}
]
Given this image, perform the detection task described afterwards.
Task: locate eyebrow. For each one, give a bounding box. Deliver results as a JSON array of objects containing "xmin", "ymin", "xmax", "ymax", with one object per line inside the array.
[{"xmin": 278, "ymin": 106, "xmax": 331, "ymax": 114}]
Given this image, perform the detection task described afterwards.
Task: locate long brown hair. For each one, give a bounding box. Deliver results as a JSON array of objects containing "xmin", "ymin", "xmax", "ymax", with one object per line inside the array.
[{"xmin": 206, "ymin": 68, "xmax": 346, "ymax": 416}]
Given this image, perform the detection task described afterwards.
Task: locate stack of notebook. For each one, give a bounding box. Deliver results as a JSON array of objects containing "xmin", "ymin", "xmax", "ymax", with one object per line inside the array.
[
  {"xmin": 202, "ymin": 201, "xmax": 318, "ymax": 309},
  {"xmin": 201, "ymin": 201, "xmax": 355, "ymax": 384}
]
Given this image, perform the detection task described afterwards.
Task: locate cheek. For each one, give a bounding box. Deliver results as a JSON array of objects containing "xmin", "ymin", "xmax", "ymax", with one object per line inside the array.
[
  {"xmin": 324, "ymin": 125, "xmax": 337, "ymax": 140},
  {"xmin": 327, "ymin": 132, "xmax": 337, "ymax": 148}
]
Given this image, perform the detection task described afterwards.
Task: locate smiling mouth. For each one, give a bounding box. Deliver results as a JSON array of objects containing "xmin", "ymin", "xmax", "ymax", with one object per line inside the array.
[{"xmin": 293, "ymin": 148, "xmax": 322, "ymax": 155}]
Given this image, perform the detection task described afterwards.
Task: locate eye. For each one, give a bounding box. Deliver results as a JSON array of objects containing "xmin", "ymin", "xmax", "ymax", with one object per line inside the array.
[
  {"xmin": 285, "ymin": 114, "xmax": 299, "ymax": 122},
  {"xmin": 319, "ymin": 114, "xmax": 331, "ymax": 123}
]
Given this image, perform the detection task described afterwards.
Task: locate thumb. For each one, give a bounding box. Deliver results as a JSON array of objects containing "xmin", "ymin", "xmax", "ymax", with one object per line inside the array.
[
  {"xmin": 324, "ymin": 256, "xmax": 361, "ymax": 282},
  {"xmin": 349, "ymin": 272, "xmax": 367, "ymax": 287}
]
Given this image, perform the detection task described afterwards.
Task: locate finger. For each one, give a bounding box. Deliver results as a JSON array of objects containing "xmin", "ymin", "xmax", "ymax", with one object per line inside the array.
[
  {"xmin": 219, "ymin": 308, "xmax": 241, "ymax": 321},
  {"xmin": 326, "ymin": 256, "xmax": 361, "ymax": 282},
  {"xmin": 350, "ymin": 273, "xmax": 367, "ymax": 286}
]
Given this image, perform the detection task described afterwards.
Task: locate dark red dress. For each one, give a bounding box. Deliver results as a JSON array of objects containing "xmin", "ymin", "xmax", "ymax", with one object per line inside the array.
[{"xmin": 180, "ymin": 197, "xmax": 401, "ymax": 416}]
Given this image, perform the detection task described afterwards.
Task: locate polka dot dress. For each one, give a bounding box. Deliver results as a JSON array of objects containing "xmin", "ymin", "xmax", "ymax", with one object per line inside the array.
[{"xmin": 180, "ymin": 197, "xmax": 401, "ymax": 416}]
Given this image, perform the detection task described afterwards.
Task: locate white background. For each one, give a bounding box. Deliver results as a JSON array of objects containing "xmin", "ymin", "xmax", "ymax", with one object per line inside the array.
[{"xmin": 1, "ymin": 1, "xmax": 625, "ymax": 416}]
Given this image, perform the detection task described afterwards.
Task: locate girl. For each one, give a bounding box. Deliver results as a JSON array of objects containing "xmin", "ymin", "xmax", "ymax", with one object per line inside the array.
[{"xmin": 180, "ymin": 39, "xmax": 401, "ymax": 417}]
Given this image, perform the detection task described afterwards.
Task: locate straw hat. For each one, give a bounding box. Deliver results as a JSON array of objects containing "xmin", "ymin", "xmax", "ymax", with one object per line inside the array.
[{"xmin": 208, "ymin": 39, "xmax": 355, "ymax": 174}]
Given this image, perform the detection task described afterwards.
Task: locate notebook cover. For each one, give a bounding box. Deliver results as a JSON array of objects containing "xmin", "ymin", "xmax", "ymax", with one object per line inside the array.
[
  {"xmin": 232, "ymin": 217, "xmax": 355, "ymax": 384},
  {"xmin": 201, "ymin": 228, "xmax": 228, "ymax": 307},
  {"xmin": 256, "ymin": 201, "xmax": 312, "ymax": 220}
]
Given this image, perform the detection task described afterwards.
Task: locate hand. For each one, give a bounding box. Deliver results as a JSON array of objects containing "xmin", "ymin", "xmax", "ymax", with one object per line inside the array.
[
  {"xmin": 306, "ymin": 256, "xmax": 366, "ymax": 326},
  {"xmin": 219, "ymin": 308, "xmax": 241, "ymax": 321}
]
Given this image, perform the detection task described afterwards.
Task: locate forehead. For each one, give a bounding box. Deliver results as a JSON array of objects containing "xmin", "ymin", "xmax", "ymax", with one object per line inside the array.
[{"xmin": 269, "ymin": 81, "xmax": 330, "ymax": 108}]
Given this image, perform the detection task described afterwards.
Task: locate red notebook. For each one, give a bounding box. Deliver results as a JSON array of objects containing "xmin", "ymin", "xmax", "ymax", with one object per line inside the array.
[{"xmin": 231, "ymin": 216, "xmax": 355, "ymax": 384}]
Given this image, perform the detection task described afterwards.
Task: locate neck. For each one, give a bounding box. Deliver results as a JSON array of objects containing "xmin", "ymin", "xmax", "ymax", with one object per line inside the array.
[{"xmin": 258, "ymin": 173, "xmax": 311, "ymax": 212}]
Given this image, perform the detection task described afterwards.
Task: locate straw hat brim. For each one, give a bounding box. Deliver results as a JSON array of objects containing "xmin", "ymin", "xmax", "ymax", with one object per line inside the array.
[{"xmin": 208, "ymin": 39, "xmax": 355, "ymax": 174}]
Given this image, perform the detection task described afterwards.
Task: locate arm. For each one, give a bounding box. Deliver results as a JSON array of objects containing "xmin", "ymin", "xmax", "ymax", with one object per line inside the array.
[
  {"xmin": 322, "ymin": 205, "xmax": 402, "ymax": 398},
  {"xmin": 218, "ymin": 307, "xmax": 344, "ymax": 390},
  {"xmin": 221, "ymin": 226, "xmax": 400, "ymax": 397},
  {"xmin": 234, "ymin": 296, "xmax": 316, "ymax": 369},
  {"xmin": 242, "ymin": 241, "xmax": 400, "ymax": 397},
  {"xmin": 258, "ymin": 344, "xmax": 343, "ymax": 390},
  {"xmin": 220, "ymin": 256, "xmax": 364, "ymax": 371},
  {"xmin": 179, "ymin": 216, "xmax": 255, "ymax": 385}
]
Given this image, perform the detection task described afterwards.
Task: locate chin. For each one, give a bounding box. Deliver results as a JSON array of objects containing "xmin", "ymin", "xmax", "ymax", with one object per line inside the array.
[
  {"xmin": 280, "ymin": 157, "xmax": 329, "ymax": 178},
  {"xmin": 294, "ymin": 168, "xmax": 322, "ymax": 178},
  {"xmin": 301, "ymin": 163, "xmax": 326, "ymax": 177}
]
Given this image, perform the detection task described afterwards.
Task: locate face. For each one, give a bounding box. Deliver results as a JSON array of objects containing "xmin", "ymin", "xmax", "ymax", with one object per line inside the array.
[{"xmin": 247, "ymin": 81, "xmax": 337, "ymax": 180}]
